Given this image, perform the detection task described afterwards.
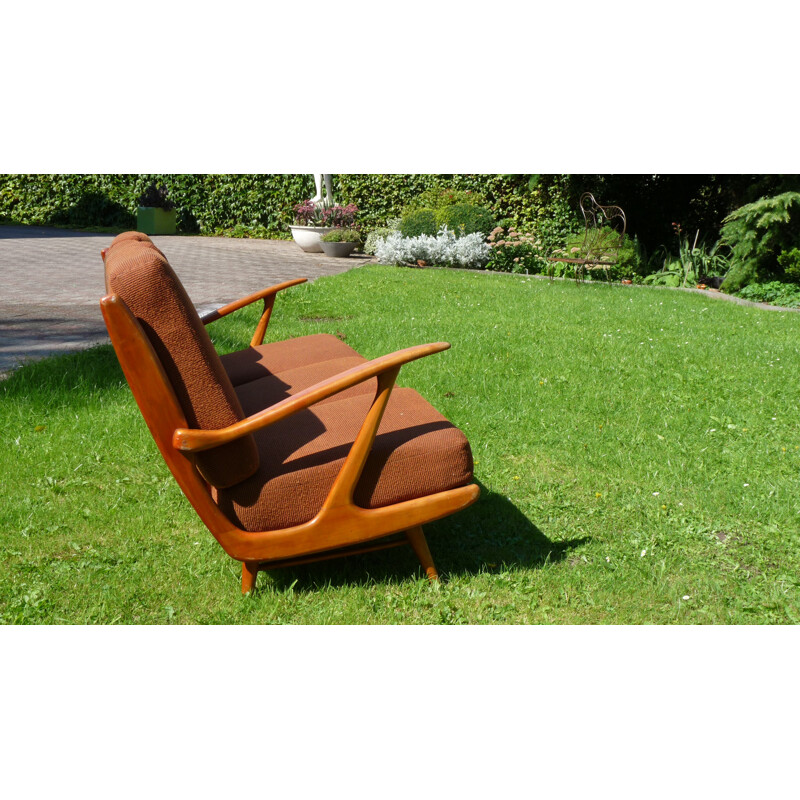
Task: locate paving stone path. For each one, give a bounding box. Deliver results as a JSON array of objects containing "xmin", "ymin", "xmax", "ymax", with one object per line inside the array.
[{"xmin": 0, "ymin": 226, "xmax": 372, "ymax": 377}]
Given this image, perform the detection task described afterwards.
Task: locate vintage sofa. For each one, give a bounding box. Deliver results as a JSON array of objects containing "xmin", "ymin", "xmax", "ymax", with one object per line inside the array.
[{"xmin": 100, "ymin": 231, "xmax": 479, "ymax": 593}]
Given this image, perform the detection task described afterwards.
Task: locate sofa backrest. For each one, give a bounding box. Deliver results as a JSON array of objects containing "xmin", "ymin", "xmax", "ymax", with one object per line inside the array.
[{"xmin": 103, "ymin": 233, "xmax": 259, "ymax": 489}]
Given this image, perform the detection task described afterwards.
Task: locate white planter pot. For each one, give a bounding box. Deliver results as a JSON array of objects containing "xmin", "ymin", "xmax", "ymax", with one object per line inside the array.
[{"xmin": 289, "ymin": 225, "xmax": 332, "ymax": 253}]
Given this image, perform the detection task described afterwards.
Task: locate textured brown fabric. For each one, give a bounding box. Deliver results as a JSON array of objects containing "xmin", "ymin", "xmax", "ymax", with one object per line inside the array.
[
  {"xmin": 213, "ymin": 387, "xmax": 474, "ymax": 532},
  {"xmin": 109, "ymin": 231, "xmax": 154, "ymax": 250},
  {"xmin": 234, "ymin": 356, "xmax": 376, "ymax": 416},
  {"xmin": 104, "ymin": 238, "xmax": 259, "ymax": 488},
  {"xmin": 103, "ymin": 234, "xmax": 164, "ymax": 294},
  {"xmin": 221, "ymin": 334, "xmax": 361, "ymax": 386}
]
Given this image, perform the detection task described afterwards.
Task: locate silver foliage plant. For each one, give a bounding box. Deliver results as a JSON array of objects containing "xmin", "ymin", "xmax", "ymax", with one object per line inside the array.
[{"xmin": 374, "ymin": 226, "xmax": 490, "ymax": 269}]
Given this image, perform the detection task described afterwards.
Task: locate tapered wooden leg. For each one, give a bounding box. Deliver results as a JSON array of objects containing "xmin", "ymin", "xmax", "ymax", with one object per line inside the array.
[
  {"xmin": 242, "ymin": 561, "xmax": 260, "ymax": 594},
  {"xmin": 405, "ymin": 526, "xmax": 439, "ymax": 581}
]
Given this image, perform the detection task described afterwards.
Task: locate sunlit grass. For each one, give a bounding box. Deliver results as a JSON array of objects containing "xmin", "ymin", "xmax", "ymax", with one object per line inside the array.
[{"xmin": 2, "ymin": 265, "xmax": 800, "ymax": 623}]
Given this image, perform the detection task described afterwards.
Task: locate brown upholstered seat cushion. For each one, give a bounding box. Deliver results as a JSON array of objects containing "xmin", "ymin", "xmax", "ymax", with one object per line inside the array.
[
  {"xmin": 213, "ymin": 387, "xmax": 474, "ymax": 532},
  {"xmin": 221, "ymin": 334, "xmax": 363, "ymax": 387},
  {"xmin": 103, "ymin": 234, "xmax": 259, "ymax": 489},
  {"xmin": 234, "ymin": 356, "xmax": 377, "ymax": 415}
]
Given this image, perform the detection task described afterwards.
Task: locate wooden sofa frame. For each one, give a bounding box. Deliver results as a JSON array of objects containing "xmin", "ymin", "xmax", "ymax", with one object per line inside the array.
[{"xmin": 100, "ymin": 262, "xmax": 479, "ymax": 594}]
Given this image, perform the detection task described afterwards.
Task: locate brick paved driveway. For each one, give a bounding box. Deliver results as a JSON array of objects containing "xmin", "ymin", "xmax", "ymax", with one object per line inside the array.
[{"xmin": 0, "ymin": 226, "xmax": 372, "ymax": 376}]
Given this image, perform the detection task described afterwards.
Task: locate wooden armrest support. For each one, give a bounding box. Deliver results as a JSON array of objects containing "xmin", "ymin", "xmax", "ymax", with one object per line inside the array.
[
  {"xmin": 172, "ymin": 342, "xmax": 450, "ymax": 453},
  {"xmin": 200, "ymin": 278, "xmax": 308, "ymax": 325}
]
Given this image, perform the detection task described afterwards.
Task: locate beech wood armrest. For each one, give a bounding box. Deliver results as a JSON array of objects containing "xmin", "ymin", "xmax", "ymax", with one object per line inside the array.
[
  {"xmin": 172, "ymin": 342, "xmax": 450, "ymax": 453},
  {"xmin": 200, "ymin": 278, "xmax": 308, "ymax": 347}
]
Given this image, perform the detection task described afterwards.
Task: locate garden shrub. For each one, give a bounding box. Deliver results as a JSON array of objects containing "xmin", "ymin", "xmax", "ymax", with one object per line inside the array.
[
  {"xmin": 374, "ymin": 227, "xmax": 490, "ymax": 269},
  {"xmin": 737, "ymin": 280, "xmax": 800, "ymax": 307},
  {"xmin": 435, "ymin": 203, "xmax": 496, "ymax": 237},
  {"xmin": 719, "ymin": 192, "xmax": 800, "ymax": 292},
  {"xmin": 400, "ymin": 208, "xmax": 438, "ymax": 238},
  {"xmin": 777, "ymin": 247, "xmax": 800, "ymax": 284},
  {"xmin": 321, "ymin": 228, "xmax": 361, "ymax": 243},
  {"xmin": 486, "ymin": 225, "xmax": 544, "ymax": 273},
  {"xmin": 642, "ymin": 235, "xmax": 730, "ymax": 288},
  {"xmin": 643, "ymin": 271, "xmax": 682, "ymax": 288},
  {"xmin": 718, "ymin": 261, "xmax": 757, "ymax": 294},
  {"xmin": 364, "ymin": 227, "xmax": 394, "ymax": 255}
]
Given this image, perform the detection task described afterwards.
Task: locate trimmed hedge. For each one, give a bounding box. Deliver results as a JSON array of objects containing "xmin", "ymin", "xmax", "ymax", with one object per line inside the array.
[
  {"xmin": 0, "ymin": 174, "xmax": 315, "ymax": 237},
  {"xmin": 0, "ymin": 173, "xmax": 568, "ymax": 239}
]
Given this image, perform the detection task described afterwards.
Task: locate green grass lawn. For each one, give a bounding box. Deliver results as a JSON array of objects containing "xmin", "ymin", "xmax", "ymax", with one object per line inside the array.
[{"xmin": 2, "ymin": 265, "xmax": 800, "ymax": 623}]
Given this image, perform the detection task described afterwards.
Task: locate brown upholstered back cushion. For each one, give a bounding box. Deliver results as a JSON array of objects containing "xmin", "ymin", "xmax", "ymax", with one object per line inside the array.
[{"xmin": 104, "ymin": 233, "xmax": 259, "ymax": 488}]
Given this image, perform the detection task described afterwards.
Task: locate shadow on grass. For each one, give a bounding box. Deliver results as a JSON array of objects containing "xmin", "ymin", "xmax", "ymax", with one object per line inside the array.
[
  {"xmin": 1, "ymin": 344, "xmax": 125, "ymax": 396},
  {"xmin": 267, "ymin": 481, "xmax": 590, "ymax": 591}
]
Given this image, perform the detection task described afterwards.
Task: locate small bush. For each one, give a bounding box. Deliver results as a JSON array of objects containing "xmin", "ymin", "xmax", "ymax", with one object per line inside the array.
[
  {"xmin": 777, "ymin": 248, "xmax": 800, "ymax": 284},
  {"xmin": 642, "ymin": 233, "xmax": 730, "ymax": 288},
  {"xmin": 364, "ymin": 227, "xmax": 394, "ymax": 255},
  {"xmin": 486, "ymin": 225, "xmax": 544, "ymax": 273},
  {"xmin": 737, "ymin": 280, "xmax": 800, "ymax": 307},
  {"xmin": 436, "ymin": 203, "xmax": 496, "ymax": 238},
  {"xmin": 321, "ymin": 228, "xmax": 361, "ymax": 243},
  {"xmin": 719, "ymin": 260, "xmax": 758, "ymax": 294},
  {"xmin": 400, "ymin": 208, "xmax": 438, "ymax": 238}
]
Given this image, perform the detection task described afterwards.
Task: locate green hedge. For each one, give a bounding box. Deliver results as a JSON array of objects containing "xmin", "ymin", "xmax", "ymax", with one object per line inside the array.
[
  {"xmin": 0, "ymin": 173, "xmax": 569, "ymax": 239},
  {"xmin": 0, "ymin": 174, "xmax": 315, "ymax": 237}
]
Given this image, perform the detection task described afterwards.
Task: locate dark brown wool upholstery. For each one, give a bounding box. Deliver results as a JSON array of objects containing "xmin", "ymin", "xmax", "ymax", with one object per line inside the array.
[
  {"xmin": 109, "ymin": 230, "xmax": 158, "ymax": 249},
  {"xmin": 213, "ymin": 388, "xmax": 474, "ymax": 532},
  {"xmin": 234, "ymin": 356, "xmax": 376, "ymax": 415},
  {"xmin": 103, "ymin": 233, "xmax": 165, "ymax": 294},
  {"xmin": 103, "ymin": 235, "xmax": 259, "ymax": 489},
  {"xmin": 221, "ymin": 334, "xmax": 362, "ymax": 387}
]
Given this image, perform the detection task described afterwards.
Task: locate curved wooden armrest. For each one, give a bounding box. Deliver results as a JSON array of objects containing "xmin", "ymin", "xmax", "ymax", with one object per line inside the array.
[
  {"xmin": 200, "ymin": 278, "xmax": 308, "ymax": 346},
  {"xmin": 200, "ymin": 278, "xmax": 308, "ymax": 323},
  {"xmin": 172, "ymin": 342, "xmax": 450, "ymax": 453}
]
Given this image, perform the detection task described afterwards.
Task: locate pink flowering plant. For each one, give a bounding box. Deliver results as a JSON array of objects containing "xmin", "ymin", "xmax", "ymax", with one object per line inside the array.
[
  {"xmin": 293, "ymin": 199, "xmax": 325, "ymax": 226},
  {"xmin": 486, "ymin": 224, "xmax": 545, "ymax": 273},
  {"xmin": 322, "ymin": 203, "xmax": 358, "ymax": 229},
  {"xmin": 293, "ymin": 200, "xmax": 358, "ymax": 229}
]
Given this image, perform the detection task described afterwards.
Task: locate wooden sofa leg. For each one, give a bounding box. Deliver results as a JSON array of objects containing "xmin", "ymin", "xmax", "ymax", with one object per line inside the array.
[
  {"xmin": 405, "ymin": 526, "xmax": 439, "ymax": 581},
  {"xmin": 242, "ymin": 561, "xmax": 260, "ymax": 594}
]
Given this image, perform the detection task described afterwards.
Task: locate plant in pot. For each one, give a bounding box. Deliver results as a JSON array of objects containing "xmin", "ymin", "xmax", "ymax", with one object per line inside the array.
[
  {"xmin": 289, "ymin": 200, "xmax": 358, "ymax": 253},
  {"xmin": 136, "ymin": 183, "xmax": 177, "ymax": 235},
  {"xmin": 319, "ymin": 227, "xmax": 362, "ymax": 258}
]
